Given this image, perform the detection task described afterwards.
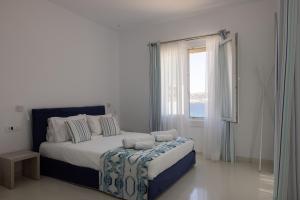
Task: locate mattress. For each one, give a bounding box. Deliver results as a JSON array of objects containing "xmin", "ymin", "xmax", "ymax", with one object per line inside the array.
[{"xmin": 40, "ymin": 131, "xmax": 194, "ymax": 180}]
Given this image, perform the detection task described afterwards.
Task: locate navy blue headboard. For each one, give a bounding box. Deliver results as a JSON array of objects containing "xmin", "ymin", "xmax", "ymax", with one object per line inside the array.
[{"xmin": 32, "ymin": 105, "xmax": 105, "ymax": 152}]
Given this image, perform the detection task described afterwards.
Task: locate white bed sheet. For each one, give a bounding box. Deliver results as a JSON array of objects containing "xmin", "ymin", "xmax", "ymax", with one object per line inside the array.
[{"xmin": 39, "ymin": 131, "xmax": 194, "ymax": 180}]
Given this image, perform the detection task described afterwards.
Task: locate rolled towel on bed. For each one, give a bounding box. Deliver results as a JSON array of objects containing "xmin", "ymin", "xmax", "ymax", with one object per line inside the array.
[
  {"xmin": 154, "ymin": 134, "xmax": 173, "ymax": 142},
  {"xmin": 134, "ymin": 140, "xmax": 155, "ymax": 150},
  {"xmin": 150, "ymin": 129, "xmax": 178, "ymax": 140},
  {"xmin": 122, "ymin": 135, "xmax": 155, "ymax": 148}
]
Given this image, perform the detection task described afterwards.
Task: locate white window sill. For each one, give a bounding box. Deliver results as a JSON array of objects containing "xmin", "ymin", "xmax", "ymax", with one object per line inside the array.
[{"xmin": 188, "ymin": 118, "xmax": 204, "ymax": 128}]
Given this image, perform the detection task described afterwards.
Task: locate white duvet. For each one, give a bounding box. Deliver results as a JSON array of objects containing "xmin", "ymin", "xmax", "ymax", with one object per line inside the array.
[{"xmin": 39, "ymin": 131, "xmax": 194, "ymax": 180}]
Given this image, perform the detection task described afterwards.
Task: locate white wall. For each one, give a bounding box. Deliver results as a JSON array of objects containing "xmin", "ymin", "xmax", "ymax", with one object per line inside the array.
[
  {"xmin": 119, "ymin": 0, "xmax": 276, "ymax": 160},
  {"xmin": 0, "ymin": 0, "xmax": 119, "ymax": 154}
]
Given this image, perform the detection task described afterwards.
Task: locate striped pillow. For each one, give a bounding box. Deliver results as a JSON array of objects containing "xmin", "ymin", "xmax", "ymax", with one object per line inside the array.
[
  {"xmin": 99, "ymin": 116, "xmax": 120, "ymax": 137},
  {"xmin": 65, "ymin": 119, "xmax": 91, "ymax": 143}
]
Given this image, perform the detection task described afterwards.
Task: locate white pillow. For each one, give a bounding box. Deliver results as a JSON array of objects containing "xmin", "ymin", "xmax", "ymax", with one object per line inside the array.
[
  {"xmin": 86, "ymin": 114, "xmax": 112, "ymax": 135},
  {"xmin": 46, "ymin": 127, "xmax": 55, "ymax": 142},
  {"xmin": 47, "ymin": 114, "xmax": 86, "ymax": 142}
]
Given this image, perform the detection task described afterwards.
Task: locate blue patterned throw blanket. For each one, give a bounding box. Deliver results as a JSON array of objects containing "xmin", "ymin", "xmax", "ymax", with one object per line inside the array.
[{"xmin": 99, "ymin": 137, "xmax": 191, "ymax": 200}]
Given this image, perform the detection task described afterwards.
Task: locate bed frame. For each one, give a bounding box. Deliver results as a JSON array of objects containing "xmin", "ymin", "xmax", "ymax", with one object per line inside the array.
[{"xmin": 32, "ymin": 105, "xmax": 196, "ymax": 200}]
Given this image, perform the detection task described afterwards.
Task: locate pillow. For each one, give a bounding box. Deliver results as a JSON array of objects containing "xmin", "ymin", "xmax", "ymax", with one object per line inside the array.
[
  {"xmin": 86, "ymin": 115, "xmax": 102, "ymax": 135},
  {"xmin": 99, "ymin": 115, "xmax": 120, "ymax": 137},
  {"xmin": 65, "ymin": 119, "xmax": 91, "ymax": 143},
  {"xmin": 86, "ymin": 114, "xmax": 112, "ymax": 135},
  {"xmin": 46, "ymin": 127, "xmax": 55, "ymax": 142},
  {"xmin": 47, "ymin": 114, "xmax": 86, "ymax": 142}
]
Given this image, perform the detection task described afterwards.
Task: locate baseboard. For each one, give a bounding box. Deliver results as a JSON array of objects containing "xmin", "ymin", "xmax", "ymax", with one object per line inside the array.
[
  {"xmin": 195, "ymin": 153, "xmax": 273, "ymax": 172},
  {"xmin": 236, "ymin": 156, "xmax": 273, "ymax": 172}
]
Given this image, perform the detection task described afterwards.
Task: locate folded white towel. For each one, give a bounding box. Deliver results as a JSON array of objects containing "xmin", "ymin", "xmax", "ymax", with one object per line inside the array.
[
  {"xmin": 150, "ymin": 129, "xmax": 178, "ymax": 139},
  {"xmin": 122, "ymin": 135, "xmax": 155, "ymax": 148},
  {"xmin": 134, "ymin": 140, "xmax": 155, "ymax": 150},
  {"xmin": 155, "ymin": 134, "xmax": 173, "ymax": 142}
]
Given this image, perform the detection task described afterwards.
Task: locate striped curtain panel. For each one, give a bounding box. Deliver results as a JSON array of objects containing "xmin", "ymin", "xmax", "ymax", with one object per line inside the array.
[
  {"xmin": 149, "ymin": 42, "xmax": 161, "ymax": 132},
  {"xmin": 221, "ymin": 122, "xmax": 235, "ymax": 163},
  {"xmin": 274, "ymin": 0, "xmax": 299, "ymax": 199},
  {"xmin": 219, "ymin": 37, "xmax": 236, "ymax": 163}
]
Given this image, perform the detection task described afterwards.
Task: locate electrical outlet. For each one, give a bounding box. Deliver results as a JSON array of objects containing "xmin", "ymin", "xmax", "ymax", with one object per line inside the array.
[{"xmin": 6, "ymin": 126, "xmax": 20, "ymax": 134}]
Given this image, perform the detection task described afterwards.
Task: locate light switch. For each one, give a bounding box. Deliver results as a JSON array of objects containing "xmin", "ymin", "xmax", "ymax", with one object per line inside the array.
[{"xmin": 15, "ymin": 105, "xmax": 24, "ymax": 112}]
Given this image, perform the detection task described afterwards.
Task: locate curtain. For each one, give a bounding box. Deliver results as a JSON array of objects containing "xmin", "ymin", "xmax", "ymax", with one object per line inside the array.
[
  {"xmin": 149, "ymin": 42, "xmax": 161, "ymax": 132},
  {"xmin": 274, "ymin": 0, "xmax": 299, "ymax": 199},
  {"xmin": 220, "ymin": 42, "xmax": 233, "ymax": 120},
  {"xmin": 203, "ymin": 36, "xmax": 223, "ymax": 161},
  {"xmin": 219, "ymin": 38, "xmax": 236, "ymax": 163},
  {"xmin": 160, "ymin": 41, "xmax": 188, "ymax": 135},
  {"xmin": 221, "ymin": 122, "xmax": 235, "ymax": 162}
]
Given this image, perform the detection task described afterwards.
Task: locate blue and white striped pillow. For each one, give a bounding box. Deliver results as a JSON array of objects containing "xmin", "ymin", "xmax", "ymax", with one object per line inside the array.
[
  {"xmin": 99, "ymin": 116, "xmax": 120, "ymax": 137},
  {"xmin": 65, "ymin": 119, "xmax": 91, "ymax": 143}
]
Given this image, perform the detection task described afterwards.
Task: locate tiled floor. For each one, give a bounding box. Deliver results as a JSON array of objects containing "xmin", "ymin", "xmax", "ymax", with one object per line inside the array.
[{"xmin": 0, "ymin": 155, "xmax": 273, "ymax": 200}]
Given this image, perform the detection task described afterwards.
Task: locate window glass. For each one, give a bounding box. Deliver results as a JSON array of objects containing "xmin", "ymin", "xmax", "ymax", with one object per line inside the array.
[{"xmin": 189, "ymin": 48, "xmax": 207, "ymax": 118}]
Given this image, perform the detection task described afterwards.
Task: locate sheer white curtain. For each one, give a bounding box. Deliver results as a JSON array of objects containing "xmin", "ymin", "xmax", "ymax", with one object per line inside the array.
[
  {"xmin": 160, "ymin": 41, "xmax": 188, "ymax": 136},
  {"xmin": 203, "ymin": 36, "xmax": 223, "ymax": 160}
]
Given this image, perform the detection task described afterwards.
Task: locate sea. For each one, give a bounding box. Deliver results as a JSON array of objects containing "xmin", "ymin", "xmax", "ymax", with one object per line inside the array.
[{"xmin": 189, "ymin": 102, "xmax": 206, "ymax": 118}]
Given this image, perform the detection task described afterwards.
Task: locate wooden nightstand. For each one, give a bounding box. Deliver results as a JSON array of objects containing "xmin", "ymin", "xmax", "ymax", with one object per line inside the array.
[{"xmin": 0, "ymin": 150, "xmax": 40, "ymax": 189}]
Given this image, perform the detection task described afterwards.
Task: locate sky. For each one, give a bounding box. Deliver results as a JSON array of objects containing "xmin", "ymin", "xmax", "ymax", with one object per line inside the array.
[{"xmin": 189, "ymin": 51, "xmax": 207, "ymax": 94}]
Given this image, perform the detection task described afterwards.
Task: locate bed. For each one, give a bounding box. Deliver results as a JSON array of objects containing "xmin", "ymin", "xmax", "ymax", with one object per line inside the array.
[{"xmin": 32, "ymin": 105, "xmax": 196, "ymax": 200}]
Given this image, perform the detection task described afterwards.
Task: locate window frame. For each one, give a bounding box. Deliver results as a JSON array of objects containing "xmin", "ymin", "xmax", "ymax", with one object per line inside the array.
[{"xmin": 187, "ymin": 47, "xmax": 207, "ymax": 120}]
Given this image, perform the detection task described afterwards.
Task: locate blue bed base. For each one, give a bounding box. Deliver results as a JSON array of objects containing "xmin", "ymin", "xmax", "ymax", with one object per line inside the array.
[{"xmin": 32, "ymin": 106, "xmax": 196, "ymax": 200}]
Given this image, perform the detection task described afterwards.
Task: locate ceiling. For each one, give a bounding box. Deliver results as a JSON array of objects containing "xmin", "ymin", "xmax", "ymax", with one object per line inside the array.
[{"xmin": 48, "ymin": 0, "xmax": 254, "ymax": 29}]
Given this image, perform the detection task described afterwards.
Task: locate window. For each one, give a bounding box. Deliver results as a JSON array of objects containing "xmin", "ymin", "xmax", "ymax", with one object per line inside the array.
[{"xmin": 188, "ymin": 47, "xmax": 208, "ymax": 118}]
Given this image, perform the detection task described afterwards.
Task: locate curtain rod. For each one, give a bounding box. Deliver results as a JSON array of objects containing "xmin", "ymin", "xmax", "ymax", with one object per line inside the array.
[{"xmin": 150, "ymin": 29, "xmax": 230, "ymax": 45}]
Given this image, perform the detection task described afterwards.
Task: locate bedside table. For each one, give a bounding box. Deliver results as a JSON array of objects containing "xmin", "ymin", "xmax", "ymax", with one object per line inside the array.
[{"xmin": 0, "ymin": 150, "xmax": 40, "ymax": 189}]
